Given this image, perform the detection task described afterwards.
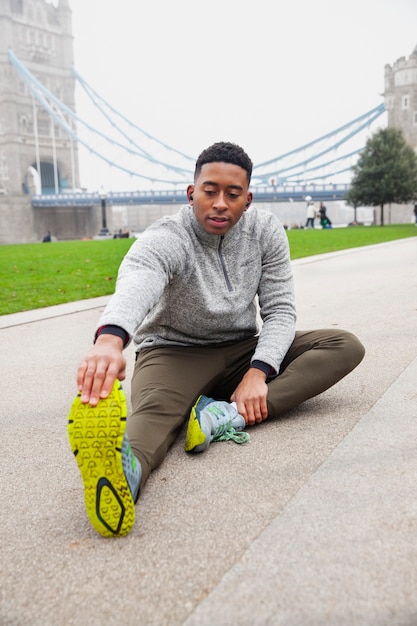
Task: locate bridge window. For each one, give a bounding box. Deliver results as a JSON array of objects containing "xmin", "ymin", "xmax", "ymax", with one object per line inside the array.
[{"xmin": 20, "ymin": 115, "xmax": 28, "ymax": 132}]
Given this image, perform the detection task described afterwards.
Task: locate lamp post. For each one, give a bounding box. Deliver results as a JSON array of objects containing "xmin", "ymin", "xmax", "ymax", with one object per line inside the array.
[{"xmin": 98, "ymin": 188, "xmax": 110, "ymax": 237}]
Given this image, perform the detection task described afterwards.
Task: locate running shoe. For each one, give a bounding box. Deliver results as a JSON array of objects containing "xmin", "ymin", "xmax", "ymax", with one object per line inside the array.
[
  {"xmin": 185, "ymin": 395, "xmax": 250, "ymax": 453},
  {"xmin": 68, "ymin": 379, "xmax": 141, "ymax": 537}
]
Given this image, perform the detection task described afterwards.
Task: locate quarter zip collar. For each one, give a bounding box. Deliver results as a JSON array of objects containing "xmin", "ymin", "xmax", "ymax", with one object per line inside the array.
[{"xmin": 188, "ymin": 204, "xmax": 241, "ymax": 247}]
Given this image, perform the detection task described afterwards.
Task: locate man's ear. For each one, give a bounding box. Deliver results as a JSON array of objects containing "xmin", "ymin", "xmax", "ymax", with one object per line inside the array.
[
  {"xmin": 186, "ymin": 185, "xmax": 194, "ymax": 204},
  {"xmin": 244, "ymin": 192, "xmax": 253, "ymax": 210}
]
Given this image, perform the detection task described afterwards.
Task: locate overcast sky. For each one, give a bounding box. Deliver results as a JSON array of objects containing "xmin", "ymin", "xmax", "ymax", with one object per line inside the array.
[{"xmin": 66, "ymin": 0, "xmax": 417, "ymax": 191}]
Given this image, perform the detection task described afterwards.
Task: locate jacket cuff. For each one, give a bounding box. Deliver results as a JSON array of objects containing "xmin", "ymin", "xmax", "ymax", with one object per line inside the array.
[
  {"xmin": 95, "ymin": 324, "xmax": 130, "ymax": 347},
  {"xmin": 250, "ymin": 360, "xmax": 276, "ymax": 378}
]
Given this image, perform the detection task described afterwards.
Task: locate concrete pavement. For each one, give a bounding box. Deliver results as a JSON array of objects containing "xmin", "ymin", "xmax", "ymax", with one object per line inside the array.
[{"xmin": 0, "ymin": 237, "xmax": 416, "ymax": 625}]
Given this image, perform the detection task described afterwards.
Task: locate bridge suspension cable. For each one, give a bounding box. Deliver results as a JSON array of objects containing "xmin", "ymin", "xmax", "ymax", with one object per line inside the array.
[
  {"xmin": 252, "ymin": 104, "xmax": 385, "ymax": 185},
  {"xmin": 8, "ymin": 48, "xmax": 194, "ymax": 185},
  {"xmin": 72, "ymin": 66, "xmax": 195, "ymax": 164},
  {"xmin": 8, "ymin": 48, "xmax": 385, "ymax": 190}
]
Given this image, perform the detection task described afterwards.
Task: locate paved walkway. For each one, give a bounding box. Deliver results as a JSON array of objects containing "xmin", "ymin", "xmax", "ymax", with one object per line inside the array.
[{"xmin": 1, "ymin": 238, "xmax": 416, "ymax": 626}]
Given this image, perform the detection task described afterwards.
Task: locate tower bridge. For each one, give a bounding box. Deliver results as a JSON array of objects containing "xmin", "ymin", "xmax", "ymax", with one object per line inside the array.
[{"xmin": 1, "ymin": 0, "xmax": 416, "ymax": 242}]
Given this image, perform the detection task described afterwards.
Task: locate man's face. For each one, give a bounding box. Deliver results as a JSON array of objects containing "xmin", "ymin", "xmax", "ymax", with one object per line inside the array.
[{"xmin": 187, "ymin": 162, "xmax": 252, "ymax": 235}]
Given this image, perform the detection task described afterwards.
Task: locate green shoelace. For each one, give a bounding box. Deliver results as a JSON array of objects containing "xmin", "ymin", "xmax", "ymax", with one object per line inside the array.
[{"xmin": 212, "ymin": 423, "xmax": 250, "ymax": 444}]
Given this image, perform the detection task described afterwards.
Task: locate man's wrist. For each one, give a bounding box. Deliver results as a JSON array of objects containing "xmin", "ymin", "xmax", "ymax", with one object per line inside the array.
[
  {"xmin": 248, "ymin": 368, "xmax": 267, "ymax": 382},
  {"xmin": 94, "ymin": 333, "xmax": 124, "ymax": 348}
]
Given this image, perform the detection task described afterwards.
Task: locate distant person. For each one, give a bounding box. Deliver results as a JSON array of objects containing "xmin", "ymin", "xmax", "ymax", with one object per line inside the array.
[
  {"xmin": 305, "ymin": 201, "xmax": 316, "ymax": 229},
  {"xmin": 114, "ymin": 229, "xmax": 130, "ymax": 239},
  {"xmin": 68, "ymin": 142, "xmax": 365, "ymax": 538},
  {"xmin": 318, "ymin": 202, "xmax": 332, "ymax": 229},
  {"xmin": 42, "ymin": 231, "xmax": 51, "ymax": 242},
  {"xmin": 414, "ymin": 203, "xmax": 417, "ymax": 225}
]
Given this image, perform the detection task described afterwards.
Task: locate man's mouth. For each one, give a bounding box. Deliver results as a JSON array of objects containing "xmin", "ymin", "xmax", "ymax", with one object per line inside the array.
[{"xmin": 209, "ymin": 216, "xmax": 228, "ymax": 223}]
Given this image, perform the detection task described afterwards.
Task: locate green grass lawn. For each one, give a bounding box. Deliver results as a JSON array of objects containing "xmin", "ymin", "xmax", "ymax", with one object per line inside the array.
[
  {"xmin": 0, "ymin": 238, "xmax": 134, "ymax": 315},
  {"xmin": 286, "ymin": 223, "xmax": 417, "ymax": 258},
  {"xmin": 1, "ymin": 224, "xmax": 416, "ymax": 315}
]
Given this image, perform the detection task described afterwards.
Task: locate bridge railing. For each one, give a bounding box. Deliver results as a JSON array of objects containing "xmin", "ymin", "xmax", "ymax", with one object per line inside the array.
[
  {"xmin": 251, "ymin": 183, "xmax": 350, "ymax": 202},
  {"xmin": 31, "ymin": 183, "xmax": 351, "ymax": 207}
]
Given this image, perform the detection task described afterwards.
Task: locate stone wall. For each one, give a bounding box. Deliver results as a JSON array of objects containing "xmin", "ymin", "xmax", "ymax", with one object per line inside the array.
[{"xmin": 0, "ymin": 195, "xmax": 100, "ymax": 243}]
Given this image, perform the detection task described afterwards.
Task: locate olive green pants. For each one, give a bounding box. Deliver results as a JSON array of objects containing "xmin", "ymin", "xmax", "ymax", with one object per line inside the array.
[{"xmin": 126, "ymin": 329, "xmax": 365, "ymax": 488}]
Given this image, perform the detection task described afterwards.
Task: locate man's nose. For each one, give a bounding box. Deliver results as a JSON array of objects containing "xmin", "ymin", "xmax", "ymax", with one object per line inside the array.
[{"xmin": 213, "ymin": 192, "xmax": 227, "ymax": 210}]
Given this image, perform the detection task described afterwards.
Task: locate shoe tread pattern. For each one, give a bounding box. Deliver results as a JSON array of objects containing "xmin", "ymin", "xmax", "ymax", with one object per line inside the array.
[{"xmin": 68, "ymin": 380, "xmax": 135, "ymax": 537}]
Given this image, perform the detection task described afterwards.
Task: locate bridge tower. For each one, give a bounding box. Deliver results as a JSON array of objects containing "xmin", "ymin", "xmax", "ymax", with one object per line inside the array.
[
  {"xmin": 384, "ymin": 44, "xmax": 417, "ymax": 151},
  {"xmin": 0, "ymin": 0, "xmax": 84, "ymax": 243}
]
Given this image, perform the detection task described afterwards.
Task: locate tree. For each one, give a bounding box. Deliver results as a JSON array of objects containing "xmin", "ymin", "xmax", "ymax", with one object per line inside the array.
[{"xmin": 345, "ymin": 127, "xmax": 417, "ymax": 225}]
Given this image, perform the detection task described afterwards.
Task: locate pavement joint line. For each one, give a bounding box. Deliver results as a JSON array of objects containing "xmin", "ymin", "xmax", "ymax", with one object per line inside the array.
[{"xmin": 183, "ymin": 354, "xmax": 417, "ymax": 625}]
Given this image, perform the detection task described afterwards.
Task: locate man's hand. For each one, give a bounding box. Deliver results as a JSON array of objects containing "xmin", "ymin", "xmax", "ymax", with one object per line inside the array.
[
  {"xmin": 77, "ymin": 334, "xmax": 126, "ymax": 406},
  {"xmin": 230, "ymin": 368, "xmax": 269, "ymax": 426}
]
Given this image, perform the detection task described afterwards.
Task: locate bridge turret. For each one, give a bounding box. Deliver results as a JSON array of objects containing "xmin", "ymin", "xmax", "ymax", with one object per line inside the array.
[
  {"xmin": 0, "ymin": 0, "xmax": 81, "ymax": 243},
  {"xmin": 384, "ymin": 47, "xmax": 417, "ymax": 151}
]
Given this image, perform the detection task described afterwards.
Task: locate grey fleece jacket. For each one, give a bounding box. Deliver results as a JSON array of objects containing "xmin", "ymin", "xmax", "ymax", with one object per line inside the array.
[{"xmin": 97, "ymin": 205, "xmax": 296, "ymax": 373}]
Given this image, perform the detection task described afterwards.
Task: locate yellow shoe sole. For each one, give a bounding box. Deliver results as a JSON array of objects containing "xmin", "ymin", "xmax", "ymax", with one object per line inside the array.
[
  {"xmin": 185, "ymin": 395, "xmax": 208, "ymax": 452},
  {"xmin": 68, "ymin": 380, "xmax": 135, "ymax": 537}
]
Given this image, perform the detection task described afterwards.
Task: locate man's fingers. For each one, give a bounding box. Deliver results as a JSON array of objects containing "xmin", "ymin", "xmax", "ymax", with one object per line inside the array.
[
  {"xmin": 76, "ymin": 336, "xmax": 126, "ymax": 406},
  {"xmin": 77, "ymin": 360, "xmax": 88, "ymax": 393},
  {"xmin": 98, "ymin": 371, "xmax": 118, "ymax": 399},
  {"xmin": 237, "ymin": 399, "xmax": 268, "ymax": 426},
  {"xmin": 83, "ymin": 369, "xmax": 105, "ymax": 405},
  {"xmin": 79, "ymin": 359, "xmax": 108, "ymax": 405},
  {"xmin": 260, "ymin": 398, "xmax": 268, "ymax": 419},
  {"xmin": 78, "ymin": 360, "xmax": 97, "ymax": 403}
]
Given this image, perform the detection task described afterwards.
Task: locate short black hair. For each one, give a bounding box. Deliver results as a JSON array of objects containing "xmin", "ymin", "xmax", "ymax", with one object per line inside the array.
[{"xmin": 194, "ymin": 142, "xmax": 253, "ymax": 184}]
